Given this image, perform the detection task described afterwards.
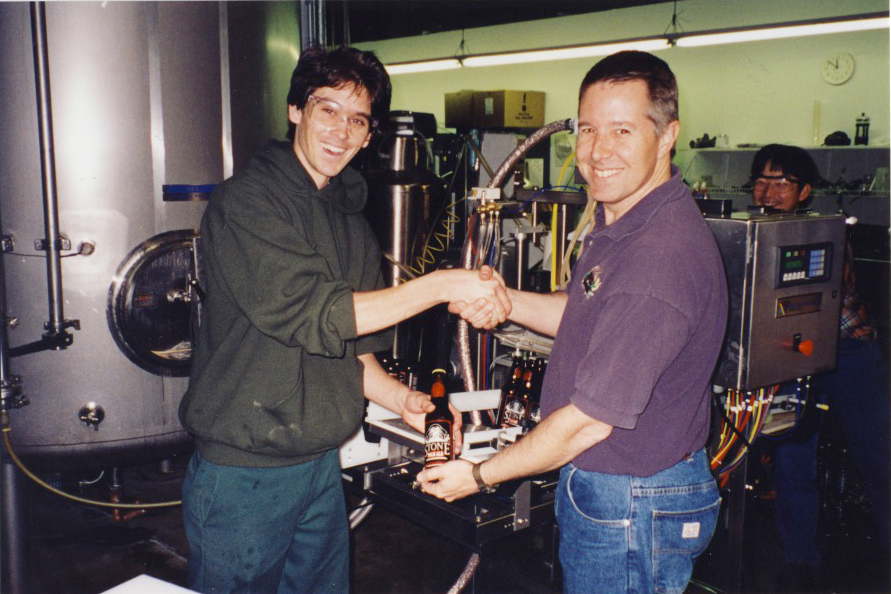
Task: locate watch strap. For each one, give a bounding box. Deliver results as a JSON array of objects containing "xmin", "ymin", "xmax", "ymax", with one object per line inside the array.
[{"xmin": 472, "ymin": 462, "xmax": 490, "ymax": 492}]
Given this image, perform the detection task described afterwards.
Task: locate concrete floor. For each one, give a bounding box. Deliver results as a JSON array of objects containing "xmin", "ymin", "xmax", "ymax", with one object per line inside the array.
[
  {"xmin": 6, "ymin": 436, "xmax": 890, "ymax": 594},
  {"xmin": 12, "ymin": 452, "xmax": 563, "ymax": 594}
]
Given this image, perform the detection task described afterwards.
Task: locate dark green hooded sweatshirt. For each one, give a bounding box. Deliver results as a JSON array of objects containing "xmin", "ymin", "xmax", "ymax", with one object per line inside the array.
[{"xmin": 179, "ymin": 140, "xmax": 392, "ymax": 467}]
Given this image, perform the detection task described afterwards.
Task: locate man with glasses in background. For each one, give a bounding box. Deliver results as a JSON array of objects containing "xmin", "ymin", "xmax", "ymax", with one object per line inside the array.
[
  {"xmin": 750, "ymin": 144, "xmax": 890, "ymax": 592},
  {"xmin": 751, "ymin": 143, "xmax": 819, "ymax": 213},
  {"xmin": 179, "ymin": 45, "xmax": 509, "ymax": 594}
]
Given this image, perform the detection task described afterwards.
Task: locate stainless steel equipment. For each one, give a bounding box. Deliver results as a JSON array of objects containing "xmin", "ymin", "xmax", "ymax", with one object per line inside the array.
[
  {"xmin": 707, "ymin": 212, "xmax": 846, "ymax": 390},
  {"xmin": 363, "ymin": 115, "xmax": 444, "ymax": 361},
  {"xmin": 342, "ymin": 391, "xmax": 557, "ymax": 576},
  {"xmin": 0, "ymin": 2, "xmax": 228, "ymax": 461}
]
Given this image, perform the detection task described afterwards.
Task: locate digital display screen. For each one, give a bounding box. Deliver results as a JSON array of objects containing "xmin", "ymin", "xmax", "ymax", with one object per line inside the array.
[{"xmin": 776, "ymin": 242, "xmax": 833, "ymax": 288}]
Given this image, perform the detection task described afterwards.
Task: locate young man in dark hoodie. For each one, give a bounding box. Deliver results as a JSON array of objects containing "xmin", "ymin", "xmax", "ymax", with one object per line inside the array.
[{"xmin": 179, "ymin": 46, "xmax": 510, "ymax": 594}]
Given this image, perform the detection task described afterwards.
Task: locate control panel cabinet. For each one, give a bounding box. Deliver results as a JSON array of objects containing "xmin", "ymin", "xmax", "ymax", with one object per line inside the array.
[{"xmin": 707, "ymin": 213, "xmax": 846, "ymax": 390}]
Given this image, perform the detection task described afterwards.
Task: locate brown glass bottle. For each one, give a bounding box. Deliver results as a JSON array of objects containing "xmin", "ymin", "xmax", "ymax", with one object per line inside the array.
[
  {"xmin": 496, "ymin": 356, "xmax": 524, "ymax": 428},
  {"xmin": 424, "ymin": 368, "xmax": 455, "ymax": 468},
  {"xmin": 502, "ymin": 365, "xmax": 533, "ymax": 429},
  {"xmin": 525, "ymin": 358, "xmax": 547, "ymax": 426}
]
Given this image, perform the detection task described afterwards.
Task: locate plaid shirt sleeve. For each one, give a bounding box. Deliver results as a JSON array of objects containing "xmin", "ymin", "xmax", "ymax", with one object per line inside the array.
[{"xmin": 839, "ymin": 240, "xmax": 876, "ymax": 341}]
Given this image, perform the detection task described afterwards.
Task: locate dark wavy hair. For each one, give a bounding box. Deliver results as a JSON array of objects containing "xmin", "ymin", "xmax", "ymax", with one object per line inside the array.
[
  {"xmin": 286, "ymin": 45, "xmax": 392, "ymax": 141},
  {"xmin": 578, "ymin": 51, "xmax": 678, "ymax": 134}
]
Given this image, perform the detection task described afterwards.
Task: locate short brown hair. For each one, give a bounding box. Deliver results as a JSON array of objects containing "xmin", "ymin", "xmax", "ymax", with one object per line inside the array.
[{"xmin": 579, "ymin": 51, "xmax": 678, "ymax": 134}]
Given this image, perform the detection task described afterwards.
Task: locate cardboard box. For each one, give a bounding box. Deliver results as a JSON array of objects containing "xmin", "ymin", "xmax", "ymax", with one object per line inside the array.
[
  {"xmin": 475, "ymin": 90, "xmax": 545, "ymax": 129},
  {"xmin": 444, "ymin": 90, "xmax": 545, "ymax": 129},
  {"xmin": 444, "ymin": 90, "xmax": 475, "ymax": 129}
]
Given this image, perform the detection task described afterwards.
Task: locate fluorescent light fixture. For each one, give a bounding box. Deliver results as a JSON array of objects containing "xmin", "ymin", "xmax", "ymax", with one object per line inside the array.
[
  {"xmin": 383, "ymin": 13, "xmax": 889, "ymax": 72},
  {"xmin": 461, "ymin": 38, "xmax": 670, "ymax": 67},
  {"xmin": 676, "ymin": 15, "xmax": 889, "ymax": 47},
  {"xmin": 386, "ymin": 58, "xmax": 462, "ymax": 75}
]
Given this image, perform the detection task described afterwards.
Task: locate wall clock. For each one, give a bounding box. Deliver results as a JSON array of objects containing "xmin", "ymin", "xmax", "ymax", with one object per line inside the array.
[{"xmin": 821, "ymin": 51, "xmax": 855, "ymax": 85}]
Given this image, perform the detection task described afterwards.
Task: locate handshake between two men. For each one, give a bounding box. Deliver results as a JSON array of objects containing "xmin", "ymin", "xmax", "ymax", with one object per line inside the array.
[{"xmin": 447, "ymin": 265, "xmax": 512, "ymax": 330}]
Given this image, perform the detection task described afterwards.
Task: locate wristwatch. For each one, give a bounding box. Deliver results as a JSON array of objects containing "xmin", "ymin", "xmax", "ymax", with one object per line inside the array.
[{"xmin": 472, "ymin": 462, "xmax": 495, "ymax": 493}]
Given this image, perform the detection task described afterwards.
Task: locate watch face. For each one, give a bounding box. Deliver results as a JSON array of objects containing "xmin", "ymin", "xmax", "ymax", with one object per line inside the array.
[{"xmin": 822, "ymin": 51, "xmax": 855, "ymax": 85}]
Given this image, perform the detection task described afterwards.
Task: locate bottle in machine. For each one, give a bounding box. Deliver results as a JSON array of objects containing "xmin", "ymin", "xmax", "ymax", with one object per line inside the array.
[
  {"xmin": 526, "ymin": 358, "xmax": 547, "ymax": 426},
  {"xmin": 502, "ymin": 362, "xmax": 533, "ymax": 429},
  {"xmin": 424, "ymin": 368, "xmax": 455, "ymax": 468},
  {"xmin": 496, "ymin": 354, "xmax": 524, "ymax": 428}
]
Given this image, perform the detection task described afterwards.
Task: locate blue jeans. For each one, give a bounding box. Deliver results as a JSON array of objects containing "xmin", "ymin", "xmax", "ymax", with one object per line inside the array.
[
  {"xmin": 181, "ymin": 449, "xmax": 349, "ymax": 594},
  {"xmin": 556, "ymin": 449, "xmax": 720, "ymax": 594}
]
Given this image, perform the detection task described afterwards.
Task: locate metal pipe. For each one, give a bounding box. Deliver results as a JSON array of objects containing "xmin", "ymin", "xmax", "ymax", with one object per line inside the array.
[
  {"xmin": 531, "ymin": 201, "xmax": 539, "ymax": 243},
  {"xmin": 30, "ymin": 2, "xmax": 67, "ymax": 339},
  {"xmin": 218, "ymin": 2, "xmax": 234, "ymax": 180},
  {"xmin": 557, "ymin": 204, "xmax": 569, "ymax": 284},
  {"xmin": 0, "ymin": 235, "xmax": 18, "ymax": 409},
  {"xmin": 0, "ymin": 235, "xmax": 25, "ymax": 590},
  {"xmin": 299, "ymin": 0, "xmax": 327, "ymax": 50},
  {"xmin": 2, "ymin": 453, "xmax": 27, "ymax": 594},
  {"xmin": 516, "ymin": 232, "xmax": 525, "ymax": 291}
]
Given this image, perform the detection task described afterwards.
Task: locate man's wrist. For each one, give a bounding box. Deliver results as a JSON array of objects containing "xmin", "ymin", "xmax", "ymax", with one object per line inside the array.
[
  {"xmin": 424, "ymin": 269, "xmax": 448, "ymax": 304},
  {"xmin": 472, "ymin": 461, "xmax": 494, "ymax": 492},
  {"xmin": 399, "ymin": 382, "xmax": 415, "ymax": 414}
]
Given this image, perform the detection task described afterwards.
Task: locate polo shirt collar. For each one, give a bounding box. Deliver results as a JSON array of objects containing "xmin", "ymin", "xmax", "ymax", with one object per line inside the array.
[{"xmin": 591, "ymin": 165, "xmax": 685, "ymax": 241}]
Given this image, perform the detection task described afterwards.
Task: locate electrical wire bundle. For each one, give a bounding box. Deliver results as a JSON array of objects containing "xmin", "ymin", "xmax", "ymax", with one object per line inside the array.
[
  {"xmin": 759, "ymin": 378, "xmax": 818, "ymax": 442},
  {"xmin": 710, "ymin": 384, "xmax": 779, "ymax": 485},
  {"xmin": 464, "ymin": 202, "xmax": 502, "ymax": 272}
]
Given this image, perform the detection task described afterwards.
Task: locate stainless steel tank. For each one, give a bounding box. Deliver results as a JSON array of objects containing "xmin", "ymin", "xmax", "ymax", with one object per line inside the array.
[
  {"xmin": 0, "ymin": 2, "xmax": 233, "ymax": 465},
  {"xmin": 362, "ymin": 115, "xmax": 444, "ymax": 361}
]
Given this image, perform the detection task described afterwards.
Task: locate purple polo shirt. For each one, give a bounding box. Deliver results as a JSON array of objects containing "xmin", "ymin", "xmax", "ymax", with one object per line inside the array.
[{"xmin": 539, "ymin": 167, "xmax": 728, "ymax": 476}]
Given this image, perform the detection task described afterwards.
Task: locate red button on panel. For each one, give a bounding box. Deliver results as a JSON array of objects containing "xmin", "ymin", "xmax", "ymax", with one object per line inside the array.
[{"xmin": 796, "ymin": 339, "xmax": 814, "ymax": 357}]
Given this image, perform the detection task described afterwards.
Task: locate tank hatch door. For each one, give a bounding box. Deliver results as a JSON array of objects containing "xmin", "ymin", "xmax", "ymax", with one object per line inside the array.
[{"xmin": 107, "ymin": 230, "xmax": 203, "ymax": 377}]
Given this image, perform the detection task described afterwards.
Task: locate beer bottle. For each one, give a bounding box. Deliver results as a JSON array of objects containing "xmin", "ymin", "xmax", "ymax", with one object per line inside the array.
[
  {"xmin": 424, "ymin": 368, "xmax": 455, "ymax": 468},
  {"xmin": 496, "ymin": 355, "xmax": 524, "ymax": 428},
  {"xmin": 526, "ymin": 358, "xmax": 547, "ymax": 426},
  {"xmin": 503, "ymin": 363, "xmax": 533, "ymax": 429}
]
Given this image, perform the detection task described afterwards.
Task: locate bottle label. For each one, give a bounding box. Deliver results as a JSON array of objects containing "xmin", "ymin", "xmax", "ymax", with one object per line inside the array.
[
  {"xmin": 502, "ymin": 398, "xmax": 526, "ymax": 427},
  {"xmin": 529, "ymin": 404, "xmax": 541, "ymax": 424},
  {"xmin": 425, "ymin": 422, "xmax": 452, "ymax": 466}
]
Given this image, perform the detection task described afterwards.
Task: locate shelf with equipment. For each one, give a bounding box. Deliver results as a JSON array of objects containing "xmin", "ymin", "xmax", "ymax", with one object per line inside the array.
[{"xmin": 676, "ymin": 147, "xmax": 890, "ymax": 226}]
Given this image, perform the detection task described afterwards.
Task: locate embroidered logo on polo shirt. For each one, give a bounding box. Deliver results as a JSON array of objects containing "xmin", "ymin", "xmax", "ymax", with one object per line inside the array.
[{"xmin": 582, "ymin": 266, "xmax": 602, "ymax": 298}]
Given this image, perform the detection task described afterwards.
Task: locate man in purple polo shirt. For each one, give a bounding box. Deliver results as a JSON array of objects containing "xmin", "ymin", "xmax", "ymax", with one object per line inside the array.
[{"xmin": 418, "ymin": 51, "xmax": 728, "ymax": 593}]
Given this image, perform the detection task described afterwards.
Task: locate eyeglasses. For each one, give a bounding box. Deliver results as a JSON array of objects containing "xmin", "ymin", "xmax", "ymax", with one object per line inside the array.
[
  {"xmin": 305, "ymin": 95, "xmax": 376, "ymax": 136},
  {"xmin": 752, "ymin": 175, "xmax": 800, "ymax": 194}
]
